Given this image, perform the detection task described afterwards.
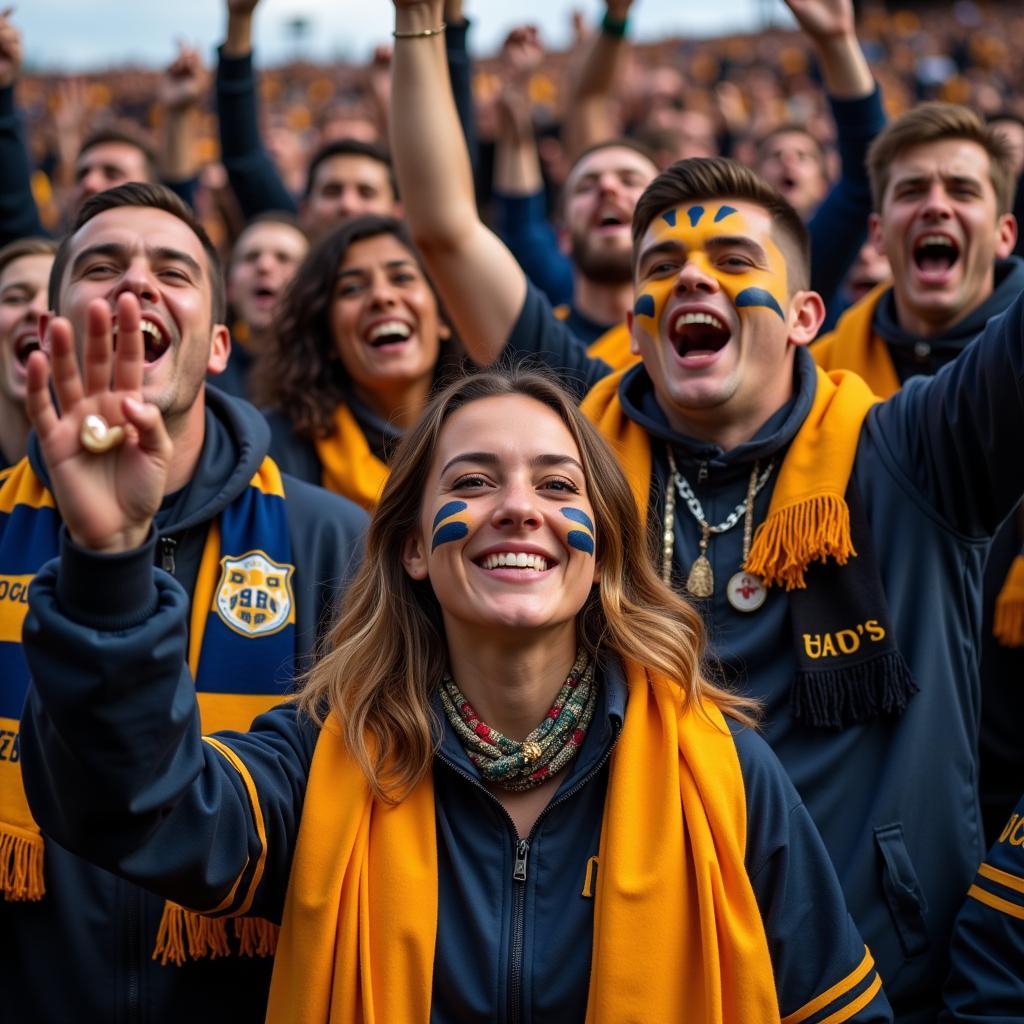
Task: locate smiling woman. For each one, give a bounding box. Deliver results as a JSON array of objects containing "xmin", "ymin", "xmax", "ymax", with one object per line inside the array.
[
  {"xmin": 21, "ymin": 363, "xmax": 890, "ymax": 1022},
  {"xmin": 252, "ymin": 214, "xmax": 461, "ymax": 510}
]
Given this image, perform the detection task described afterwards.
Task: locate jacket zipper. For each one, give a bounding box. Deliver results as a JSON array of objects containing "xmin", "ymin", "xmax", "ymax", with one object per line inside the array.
[
  {"xmin": 159, "ymin": 535, "xmax": 177, "ymax": 574},
  {"xmin": 436, "ymin": 723, "xmax": 620, "ymax": 1024}
]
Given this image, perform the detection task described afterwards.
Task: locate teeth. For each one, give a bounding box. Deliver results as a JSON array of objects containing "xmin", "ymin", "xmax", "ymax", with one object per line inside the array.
[
  {"xmin": 111, "ymin": 320, "xmax": 163, "ymax": 339},
  {"xmin": 367, "ymin": 321, "xmax": 412, "ymax": 342},
  {"xmin": 480, "ymin": 552, "xmax": 550, "ymax": 571},
  {"xmin": 918, "ymin": 235, "xmax": 955, "ymax": 249},
  {"xmin": 674, "ymin": 311, "xmax": 725, "ymax": 332}
]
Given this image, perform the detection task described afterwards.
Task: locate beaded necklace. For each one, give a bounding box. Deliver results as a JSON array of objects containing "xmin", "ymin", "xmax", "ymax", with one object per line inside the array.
[{"xmin": 440, "ymin": 648, "xmax": 597, "ymax": 792}]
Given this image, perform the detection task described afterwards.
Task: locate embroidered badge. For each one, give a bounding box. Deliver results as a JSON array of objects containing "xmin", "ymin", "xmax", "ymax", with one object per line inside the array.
[{"xmin": 214, "ymin": 550, "xmax": 295, "ymax": 637}]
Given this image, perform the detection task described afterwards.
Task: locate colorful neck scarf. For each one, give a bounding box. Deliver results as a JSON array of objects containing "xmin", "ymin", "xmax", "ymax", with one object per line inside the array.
[
  {"xmin": 267, "ymin": 661, "xmax": 779, "ymax": 1022},
  {"xmin": 587, "ymin": 322, "xmax": 640, "ymax": 373},
  {"xmin": 0, "ymin": 456, "xmax": 295, "ymax": 962},
  {"xmin": 439, "ymin": 648, "xmax": 597, "ymax": 791},
  {"xmin": 581, "ymin": 366, "xmax": 919, "ymax": 729},
  {"xmin": 314, "ymin": 404, "xmax": 389, "ymax": 512}
]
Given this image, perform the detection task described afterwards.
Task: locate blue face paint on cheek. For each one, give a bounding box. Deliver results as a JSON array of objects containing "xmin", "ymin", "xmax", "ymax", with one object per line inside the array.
[
  {"xmin": 431, "ymin": 500, "xmax": 470, "ymax": 551},
  {"xmin": 634, "ymin": 293, "xmax": 656, "ymax": 318},
  {"xmin": 561, "ymin": 507, "xmax": 595, "ymax": 556},
  {"xmin": 736, "ymin": 287, "xmax": 785, "ymax": 320}
]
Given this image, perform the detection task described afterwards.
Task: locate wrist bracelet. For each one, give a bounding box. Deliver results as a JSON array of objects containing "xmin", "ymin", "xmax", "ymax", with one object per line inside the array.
[
  {"xmin": 393, "ymin": 22, "xmax": 447, "ymax": 39},
  {"xmin": 600, "ymin": 12, "xmax": 628, "ymax": 38}
]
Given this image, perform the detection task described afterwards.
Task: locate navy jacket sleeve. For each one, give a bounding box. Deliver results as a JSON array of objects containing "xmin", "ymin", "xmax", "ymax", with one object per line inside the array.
[
  {"xmin": 163, "ymin": 175, "xmax": 198, "ymax": 213},
  {"xmin": 733, "ymin": 724, "xmax": 892, "ymax": 1022},
  {"xmin": 941, "ymin": 793, "xmax": 1024, "ymax": 1021},
  {"xmin": 0, "ymin": 84, "xmax": 47, "ymax": 246},
  {"xmin": 20, "ymin": 533, "xmax": 314, "ymax": 925},
  {"xmin": 867, "ymin": 289, "xmax": 1024, "ymax": 538},
  {"xmin": 808, "ymin": 86, "xmax": 886, "ymax": 316},
  {"xmin": 504, "ymin": 281, "xmax": 612, "ymax": 400},
  {"xmin": 446, "ymin": 19, "xmax": 478, "ymax": 186},
  {"xmin": 495, "ymin": 189, "xmax": 574, "ymax": 307},
  {"xmin": 215, "ymin": 46, "xmax": 298, "ymax": 219}
]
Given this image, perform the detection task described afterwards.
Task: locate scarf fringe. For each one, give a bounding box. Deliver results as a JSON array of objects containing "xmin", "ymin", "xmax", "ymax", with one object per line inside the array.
[
  {"xmin": 746, "ymin": 493, "xmax": 854, "ymax": 589},
  {"xmin": 0, "ymin": 828, "xmax": 44, "ymax": 901},
  {"xmin": 792, "ymin": 652, "xmax": 920, "ymax": 730},
  {"xmin": 153, "ymin": 901, "xmax": 279, "ymax": 966},
  {"xmin": 994, "ymin": 556, "xmax": 1024, "ymax": 647}
]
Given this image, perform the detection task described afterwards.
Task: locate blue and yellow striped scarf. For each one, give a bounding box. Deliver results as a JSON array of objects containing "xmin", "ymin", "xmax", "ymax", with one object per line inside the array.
[{"xmin": 0, "ymin": 455, "xmax": 296, "ymax": 962}]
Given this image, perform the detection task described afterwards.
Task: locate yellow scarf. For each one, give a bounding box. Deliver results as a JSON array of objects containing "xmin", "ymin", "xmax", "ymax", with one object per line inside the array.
[
  {"xmin": 267, "ymin": 662, "xmax": 778, "ymax": 1022},
  {"xmin": 588, "ymin": 322, "xmax": 640, "ymax": 373},
  {"xmin": 811, "ymin": 283, "xmax": 901, "ymax": 400},
  {"xmin": 314, "ymin": 405, "xmax": 389, "ymax": 512},
  {"xmin": 581, "ymin": 365, "xmax": 879, "ymax": 588}
]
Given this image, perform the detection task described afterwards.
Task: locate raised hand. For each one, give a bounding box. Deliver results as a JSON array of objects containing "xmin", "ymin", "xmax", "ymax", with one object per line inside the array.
[
  {"xmin": 158, "ymin": 41, "xmax": 208, "ymax": 113},
  {"xmin": 783, "ymin": 0, "xmax": 856, "ymax": 41},
  {"xmin": 0, "ymin": 8, "xmax": 23, "ymax": 90},
  {"xmin": 25, "ymin": 294, "xmax": 173, "ymax": 553},
  {"xmin": 226, "ymin": 0, "xmax": 261, "ymax": 14},
  {"xmin": 500, "ymin": 25, "xmax": 543, "ymax": 91}
]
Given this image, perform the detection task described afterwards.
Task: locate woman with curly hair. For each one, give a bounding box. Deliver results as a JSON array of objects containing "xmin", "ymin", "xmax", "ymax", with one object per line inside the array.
[{"xmin": 253, "ymin": 214, "xmax": 460, "ymax": 510}]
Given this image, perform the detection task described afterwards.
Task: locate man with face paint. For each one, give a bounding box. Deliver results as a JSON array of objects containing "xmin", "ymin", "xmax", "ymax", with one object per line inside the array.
[
  {"xmin": 812, "ymin": 103, "xmax": 1024, "ymax": 849},
  {"xmin": 389, "ymin": 5, "xmax": 1024, "ymax": 1018}
]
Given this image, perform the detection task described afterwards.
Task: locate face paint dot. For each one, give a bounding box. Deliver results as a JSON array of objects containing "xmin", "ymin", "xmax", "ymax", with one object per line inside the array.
[
  {"xmin": 687, "ymin": 205, "xmax": 705, "ymax": 228},
  {"xmin": 714, "ymin": 205, "xmax": 737, "ymax": 223},
  {"xmin": 431, "ymin": 520, "xmax": 469, "ymax": 551},
  {"xmin": 661, "ymin": 209, "xmax": 677, "ymax": 228},
  {"xmin": 432, "ymin": 500, "xmax": 468, "ymax": 529},
  {"xmin": 567, "ymin": 530, "xmax": 595, "ymax": 556},
  {"xmin": 634, "ymin": 294, "xmax": 656, "ymax": 319},
  {"xmin": 735, "ymin": 287, "xmax": 785, "ymax": 321},
  {"xmin": 561, "ymin": 507, "xmax": 595, "ymax": 533}
]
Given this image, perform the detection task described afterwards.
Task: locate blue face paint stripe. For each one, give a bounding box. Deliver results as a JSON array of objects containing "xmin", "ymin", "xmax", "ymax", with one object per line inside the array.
[
  {"xmin": 561, "ymin": 507, "xmax": 595, "ymax": 532},
  {"xmin": 432, "ymin": 500, "xmax": 467, "ymax": 529},
  {"xmin": 661, "ymin": 209, "xmax": 677, "ymax": 227},
  {"xmin": 687, "ymin": 205, "xmax": 705, "ymax": 227},
  {"xmin": 736, "ymin": 287, "xmax": 785, "ymax": 320},
  {"xmin": 714, "ymin": 205, "xmax": 737, "ymax": 222},
  {"xmin": 634, "ymin": 294, "xmax": 656, "ymax": 318},
  {"xmin": 567, "ymin": 530, "xmax": 595, "ymax": 556},
  {"xmin": 431, "ymin": 521, "xmax": 469, "ymax": 551}
]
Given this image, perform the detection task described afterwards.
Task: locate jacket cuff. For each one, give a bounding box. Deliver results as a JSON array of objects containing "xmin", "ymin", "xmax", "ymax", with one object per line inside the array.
[
  {"xmin": 0, "ymin": 84, "xmax": 15, "ymax": 122},
  {"xmin": 829, "ymin": 84, "xmax": 884, "ymax": 132},
  {"xmin": 56, "ymin": 527, "xmax": 160, "ymax": 630},
  {"xmin": 217, "ymin": 46, "xmax": 254, "ymax": 85},
  {"xmin": 446, "ymin": 18, "xmax": 470, "ymax": 52}
]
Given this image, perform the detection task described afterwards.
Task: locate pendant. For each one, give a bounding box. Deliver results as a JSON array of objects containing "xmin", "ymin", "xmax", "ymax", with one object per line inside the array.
[
  {"xmin": 726, "ymin": 571, "xmax": 767, "ymax": 612},
  {"xmin": 686, "ymin": 555, "xmax": 714, "ymax": 598}
]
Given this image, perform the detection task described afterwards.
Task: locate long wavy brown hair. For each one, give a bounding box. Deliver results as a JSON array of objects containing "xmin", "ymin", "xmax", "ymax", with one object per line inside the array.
[
  {"xmin": 298, "ymin": 368, "xmax": 756, "ymax": 802},
  {"xmin": 251, "ymin": 214, "xmax": 460, "ymax": 439}
]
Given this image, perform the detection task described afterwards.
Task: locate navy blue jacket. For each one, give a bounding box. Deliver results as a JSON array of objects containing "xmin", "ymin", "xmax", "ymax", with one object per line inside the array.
[
  {"xmin": 494, "ymin": 87, "xmax": 885, "ymax": 326},
  {"xmin": 941, "ymin": 791, "xmax": 1024, "ymax": 1021},
  {"xmin": 501, "ymin": 281, "xmax": 1024, "ymax": 1023},
  {"xmin": 20, "ymin": 546, "xmax": 890, "ymax": 1023},
  {"xmin": 0, "ymin": 387, "xmax": 368, "ymax": 1023}
]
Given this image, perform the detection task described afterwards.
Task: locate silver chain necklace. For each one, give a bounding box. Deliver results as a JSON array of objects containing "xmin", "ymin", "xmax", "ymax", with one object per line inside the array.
[{"xmin": 663, "ymin": 447, "xmax": 775, "ymax": 600}]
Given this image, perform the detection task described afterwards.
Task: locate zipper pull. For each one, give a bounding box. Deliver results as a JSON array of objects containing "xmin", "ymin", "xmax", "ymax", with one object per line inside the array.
[
  {"xmin": 697, "ymin": 461, "xmax": 709, "ymax": 484},
  {"xmin": 513, "ymin": 839, "xmax": 529, "ymax": 882},
  {"xmin": 160, "ymin": 536, "xmax": 177, "ymax": 575}
]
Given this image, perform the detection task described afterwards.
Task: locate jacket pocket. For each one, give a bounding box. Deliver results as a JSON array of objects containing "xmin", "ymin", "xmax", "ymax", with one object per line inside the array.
[{"xmin": 873, "ymin": 823, "xmax": 929, "ymax": 958}]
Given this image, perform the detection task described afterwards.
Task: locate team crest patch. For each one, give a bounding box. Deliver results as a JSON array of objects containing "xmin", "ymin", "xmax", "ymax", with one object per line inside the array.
[{"xmin": 214, "ymin": 550, "xmax": 295, "ymax": 637}]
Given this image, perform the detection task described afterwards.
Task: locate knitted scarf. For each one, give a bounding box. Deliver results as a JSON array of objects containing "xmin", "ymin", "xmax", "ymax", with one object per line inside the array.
[
  {"xmin": 814, "ymin": 285, "xmax": 1024, "ymax": 647},
  {"xmin": 314, "ymin": 404, "xmax": 389, "ymax": 512},
  {"xmin": 587, "ymin": 321, "xmax": 640, "ymax": 373},
  {"xmin": 581, "ymin": 366, "xmax": 919, "ymax": 729},
  {"xmin": 0, "ymin": 456, "xmax": 293, "ymax": 962},
  {"xmin": 267, "ymin": 661, "xmax": 779, "ymax": 1022}
]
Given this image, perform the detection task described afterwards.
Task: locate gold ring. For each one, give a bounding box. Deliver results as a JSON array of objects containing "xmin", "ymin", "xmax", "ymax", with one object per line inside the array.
[{"xmin": 80, "ymin": 414, "xmax": 125, "ymax": 454}]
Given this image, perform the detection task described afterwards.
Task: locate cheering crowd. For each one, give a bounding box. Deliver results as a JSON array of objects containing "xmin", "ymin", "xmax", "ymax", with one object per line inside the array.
[{"xmin": 0, "ymin": 0, "xmax": 1021, "ymax": 1021}]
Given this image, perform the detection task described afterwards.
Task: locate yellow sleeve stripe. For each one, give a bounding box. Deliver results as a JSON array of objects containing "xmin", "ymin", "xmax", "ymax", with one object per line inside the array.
[
  {"xmin": 968, "ymin": 883, "xmax": 1024, "ymax": 921},
  {"xmin": 202, "ymin": 735, "xmax": 270, "ymax": 916},
  {"xmin": 979, "ymin": 862, "xmax": 1024, "ymax": 896},
  {"xmin": 816, "ymin": 973, "xmax": 883, "ymax": 1024},
  {"xmin": 781, "ymin": 946, "xmax": 875, "ymax": 1024}
]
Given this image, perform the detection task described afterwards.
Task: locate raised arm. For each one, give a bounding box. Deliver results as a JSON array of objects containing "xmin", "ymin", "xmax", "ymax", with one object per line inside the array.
[
  {"xmin": 216, "ymin": 0, "xmax": 298, "ymax": 218},
  {"xmin": 390, "ymin": 0, "xmax": 527, "ymax": 363},
  {"xmin": 563, "ymin": 0, "xmax": 634, "ymax": 160},
  {"xmin": 0, "ymin": 10, "xmax": 45, "ymax": 244},
  {"xmin": 157, "ymin": 42, "xmax": 208, "ymax": 207}
]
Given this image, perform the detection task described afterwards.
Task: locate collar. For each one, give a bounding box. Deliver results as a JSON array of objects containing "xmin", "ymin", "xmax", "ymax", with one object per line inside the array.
[{"xmin": 342, "ymin": 386, "xmax": 404, "ymax": 464}]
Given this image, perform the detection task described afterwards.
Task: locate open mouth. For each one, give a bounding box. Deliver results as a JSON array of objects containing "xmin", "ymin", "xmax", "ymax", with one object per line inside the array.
[
  {"xmin": 476, "ymin": 551, "xmax": 554, "ymax": 572},
  {"xmin": 13, "ymin": 332, "xmax": 40, "ymax": 367},
  {"xmin": 112, "ymin": 318, "xmax": 173, "ymax": 364},
  {"xmin": 593, "ymin": 205, "xmax": 629, "ymax": 233},
  {"xmin": 912, "ymin": 234, "xmax": 960, "ymax": 278},
  {"xmin": 669, "ymin": 311, "xmax": 732, "ymax": 360},
  {"xmin": 365, "ymin": 319, "xmax": 413, "ymax": 349},
  {"xmin": 252, "ymin": 285, "xmax": 277, "ymax": 305}
]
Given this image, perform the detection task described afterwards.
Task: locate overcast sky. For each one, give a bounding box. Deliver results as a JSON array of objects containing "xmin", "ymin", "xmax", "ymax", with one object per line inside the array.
[{"xmin": 18, "ymin": 1, "xmax": 793, "ymax": 71}]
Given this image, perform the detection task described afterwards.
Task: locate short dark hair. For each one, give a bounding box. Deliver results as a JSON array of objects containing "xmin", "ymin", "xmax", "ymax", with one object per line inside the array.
[
  {"xmin": 77, "ymin": 127, "xmax": 159, "ymax": 183},
  {"xmin": 230, "ymin": 212, "xmax": 308, "ymax": 266},
  {"xmin": 0, "ymin": 237, "xmax": 58, "ymax": 280},
  {"xmin": 632, "ymin": 157, "xmax": 811, "ymax": 290},
  {"xmin": 755, "ymin": 124, "xmax": 827, "ymax": 173},
  {"xmin": 303, "ymin": 138, "xmax": 398, "ymax": 202},
  {"xmin": 570, "ymin": 136, "xmax": 660, "ymax": 174},
  {"xmin": 49, "ymin": 182, "xmax": 227, "ymax": 323}
]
